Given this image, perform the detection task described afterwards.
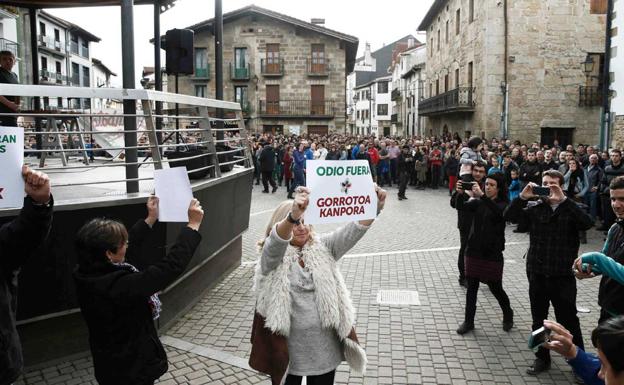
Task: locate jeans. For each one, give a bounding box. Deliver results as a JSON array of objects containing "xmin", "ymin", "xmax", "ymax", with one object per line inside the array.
[
  {"xmin": 293, "ymin": 168, "xmax": 305, "ymax": 190},
  {"xmin": 464, "ymin": 278, "xmax": 512, "ymax": 324},
  {"xmin": 527, "ymin": 272, "xmax": 584, "ymax": 363},
  {"xmin": 584, "ymin": 190, "xmax": 598, "ymax": 222},
  {"xmin": 285, "ymin": 370, "xmax": 335, "ymax": 385}
]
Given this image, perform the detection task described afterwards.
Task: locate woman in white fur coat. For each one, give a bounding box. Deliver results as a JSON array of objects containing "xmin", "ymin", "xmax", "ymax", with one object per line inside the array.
[{"xmin": 249, "ymin": 185, "xmax": 386, "ymax": 385}]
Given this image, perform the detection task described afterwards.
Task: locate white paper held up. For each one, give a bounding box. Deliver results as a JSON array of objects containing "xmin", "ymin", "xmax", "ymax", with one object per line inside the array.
[
  {"xmin": 154, "ymin": 167, "xmax": 193, "ymax": 222},
  {"xmin": 0, "ymin": 126, "xmax": 25, "ymax": 209}
]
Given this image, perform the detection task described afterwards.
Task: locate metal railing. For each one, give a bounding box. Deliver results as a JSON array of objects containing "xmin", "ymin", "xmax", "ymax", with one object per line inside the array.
[
  {"xmin": 418, "ymin": 87, "xmax": 475, "ymax": 116},
  {"xmin": 579, "ymin": 85, "xmax": 603, "ymax": 107},
  {"xmin": 306, "ymin": 58, "xmax": 329, "ymax": 76},
  {"xmin": 81, "ymin": 45, "xmax": 89, "ymax": 58},
  {"xmin": 69, "ymin": 41, "xmax": 79, "ymax": 55},
  {"xmin": 0, "ymin": 84, "xmax": 253, "ymax": 202},
  {"xmin": 258, "ymin": 99, "xmax": 335, "ymax": 117},
  {"xmin": 193, "ymin": 65, "xmax": 211, "ymax": 79},
  {"xmin": 39, "ymin": 70, "xmax": 68, "ymax": 84},
  {"xmin": 38, "ymin": 35, "xmax": 65, "ymax": 53},
  {"xmin": 391, "ymin": 88, "xmax": 401, "ymax": 101},
  {"xmin": 0, "ymin": 37, "xmax": 19, "ymax": 57},
  {"xmin": 229, "ymin": 63, "xmax": 251, "ymax": 80},
  {"xmin": 70, "ymin": 73, "xmax": 80, "ymax": 86},
  {"xmin": 260, "ymin": 58, "xmax": 284, "ymax": 76}
]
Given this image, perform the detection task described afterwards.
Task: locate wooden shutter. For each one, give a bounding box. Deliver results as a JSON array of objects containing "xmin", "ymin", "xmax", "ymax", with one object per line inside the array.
[
  {"xmin": 311, "ymin": 44, "xmax": 325, "ymax": 73},
  {"xmin": 266, "ymin": 44, "xmax": 280, "ymax": 74},
  {"xmin": 311, "ymin": 85, "xmax": 325, "ymax": 115},
  {"xmin": 266, "ymin": 85, "xmax": 279, "ymax": 114},
  {"xmin": 590, "ymin": 0, "xmax": 608, "ymax": 14}
]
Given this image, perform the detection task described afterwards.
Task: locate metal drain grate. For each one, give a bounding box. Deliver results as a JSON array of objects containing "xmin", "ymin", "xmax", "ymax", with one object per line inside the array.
[{"xmin": 376, "ymin": 290, "xmax": 421, "ymax": 305}]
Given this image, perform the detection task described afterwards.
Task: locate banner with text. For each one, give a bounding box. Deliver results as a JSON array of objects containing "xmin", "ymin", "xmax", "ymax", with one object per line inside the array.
[
  {"xmin": 0, "ymin": 126, "xmax": 25, "ymax": 209},
  {"xmin": 306, "ymin": 160, "xmax": 377, "ymax": 224}
]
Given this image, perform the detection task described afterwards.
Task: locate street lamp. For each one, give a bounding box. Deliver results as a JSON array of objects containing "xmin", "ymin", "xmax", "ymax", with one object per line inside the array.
[{"xmin": 582, "ymin": 54, "xmax": 595, "ymax": 76}]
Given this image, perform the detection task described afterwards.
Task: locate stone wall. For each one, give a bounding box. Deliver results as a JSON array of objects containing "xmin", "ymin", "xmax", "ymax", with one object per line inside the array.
[
  {"xmin": 421, "ymin": 0, "xmax": 605, "ymax": 144},
  {"xmin": 170, "ymin": 14, "xmax": 349, "ymax": 135}
]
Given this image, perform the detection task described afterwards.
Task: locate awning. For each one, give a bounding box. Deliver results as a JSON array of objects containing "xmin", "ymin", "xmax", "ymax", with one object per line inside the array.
[{"xmin": 1, "ymin": 0, "xmax": 176, "ymax": 9}]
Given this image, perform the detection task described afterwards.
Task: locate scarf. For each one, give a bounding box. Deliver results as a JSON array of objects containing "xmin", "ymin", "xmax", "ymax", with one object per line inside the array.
[{"xmin": 115, "ymin": 262, "xmax": 162, "ymax": 320}]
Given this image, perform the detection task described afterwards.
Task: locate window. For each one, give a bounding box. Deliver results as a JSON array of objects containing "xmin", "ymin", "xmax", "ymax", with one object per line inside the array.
[
  {"xmin": 468, "ymin": 62, "xmax": 473, "ymax": 88},
  {"xmin": 265, "ymin": 43, "xmax": 280, "ymax": 73},
  {"xmin": 444, "ymin": 74, "xmax": 449, "ymax": 92},
  {"xmin": 590, "ymin": 0, "xmax": 608, "ymax": 14},
  {"xmin": 430, "ymin": 38, "xmax": 434, "ymax": 56},
  {"xmin": 54, "ymin": 29, "xmax": 60, "ymax": 41},
  {"xmin": 55, "ymin": 61, "xmax": 61, "ymax": 73},
  {"xmin": 81, "ymin": 40, "xmax": 89, "ymax": 58},
  {"xmin": 39, "ymin": 22, "xmax": 46, "ymax": 36},
  {"xmin": 469, "ymin": 0, "xmax": 475, "ymax": 22},
  {"xmin": 377, "ymin": 104, "xmax": 388, "ymax": 115},
  {"xmin": 235, "ymin": 86, "xmax": 248, "ymax": 109},
  {"xmin": 234, "ymin": 47, "xmax": 247, "ymax": 69},
  {"xmin": 194, "ymin": 48, "xmax": 208, "ymax": 77},
  {"xmin": 357, "ymin": 110, "xmax": 360, "ymax": 120},
  {"xmin": 195, "ymin": 85, "xmax": 207, "ymax": 98},
  {"xmin": 437, "ymin": 29, "xmax": 440, "ymax": 51},
  {"xmin": 436, "ymin": 79, "xmax": 439, "ymax": 95},
  {"xmin": 429, "ymin": 83, "xmax": 432, "ymax": 98},
  {"xmin": 455, "ymin": 68, "xmax": 460, "ymax": 88},
  {"xmin": 82, "ymin": 66, "xmax": 90, "ymax": 87},
  {"xmin": 41, "ymin": 56, "xmax": 47, "ymax": 70},
  {"xmin": 377, "ymin": 81, "xmax": 389, "ymax": 94},
  {"xmin": 446, "ymin": 20, "xmax": 449, "ymax": 43},
  {"xmin": 311, "ymin": 44, "xmax": 326, "ymax": 73},
  {"xmin": 456, "ymin": 9, "xmax": 461, "ymax": 35}
]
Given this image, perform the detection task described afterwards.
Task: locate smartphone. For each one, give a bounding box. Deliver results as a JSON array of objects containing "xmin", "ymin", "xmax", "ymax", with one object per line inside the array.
[
  {"xmin": 528, "ymin": 326, "xmax": 551, "ymax": 349},
  {"xmin": 461, "ymin": 181, "xmax": 474, "ymax": 190},
  {"xmin": 533, "ymin": 186, "xmax": 551, "ymax": 196}
]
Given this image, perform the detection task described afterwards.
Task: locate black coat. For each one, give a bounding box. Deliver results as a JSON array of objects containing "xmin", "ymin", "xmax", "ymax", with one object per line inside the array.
[
  {"xmin": 259, "ymin": 145, "xmax": 276, "ymax": 172},
  {"xmin": 0, "ymin": 197, "xmax": 53, "ymax": 385},
  {"xmin": 519, "ymin": 160, "xmax": 542, "ymax": 185},
  {"xmin": 457, "ymin": 196, "xmax": 507, "ymax": 259},
  {"xmin": 450, "ymin": 180, "xmax": 485, "ymax": 232},
  {"xmin": 73, "ymin": 221, "xmax": 201, "ymax": 385},
  {"xmin": 504, "ymin": 197, "xmax": 593, "ymax": 276}
]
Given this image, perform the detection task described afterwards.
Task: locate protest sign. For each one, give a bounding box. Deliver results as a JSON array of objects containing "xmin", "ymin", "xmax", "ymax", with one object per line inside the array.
[
  {"xmin": 0, "ymin": 126, "xmax": 25, "ymax": 209},
  {"xmin": 306, "ymin": 160, "xmax": 377, "ymax": 224},
  {"xmin": 154, "ymin": 167, "xmax": 193, "ymax": 222}
]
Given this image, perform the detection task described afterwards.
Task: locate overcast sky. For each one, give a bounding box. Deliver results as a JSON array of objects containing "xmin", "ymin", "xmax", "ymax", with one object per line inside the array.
[{"xmin": 47, "ymin": 0, "xmax": 434, "ymax": 87}]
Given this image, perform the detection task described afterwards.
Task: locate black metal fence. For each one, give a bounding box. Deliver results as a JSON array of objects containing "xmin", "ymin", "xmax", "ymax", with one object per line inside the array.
[
  {"xmin": 259, "ymin": 99, "xmax": 335, "ymax": 117},
  {"xmin": 578, "ymin": 86, "xmax": 602, "ymax": 107},
  {"xmin": 418, "ymin": 87, "xmax": 475, "ymax": 115}
]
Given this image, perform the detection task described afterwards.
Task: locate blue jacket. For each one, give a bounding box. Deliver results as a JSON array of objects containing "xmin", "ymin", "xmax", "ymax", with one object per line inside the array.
[
  {"xmin": 293, "ymin": 150, "xmax": 306, "ymax": 170},
  {"xmin": 508, "ymin": 179, "xmax": 520, "ymax": 201},
  {"xmin": 304, "ymin": 148, "xmax": 314, "ymax": 160},
  {"xmin": 351, "ymin": 146, "xmax": 360, "ymax": 159},
  {"xmin": 567, "ymin": 348, "xmax": 604, "ymax": 385}
]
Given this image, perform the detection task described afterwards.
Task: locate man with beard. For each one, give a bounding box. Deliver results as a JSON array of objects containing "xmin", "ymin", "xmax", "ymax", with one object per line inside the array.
[{"xmin": 451, "ymin": 161, "xmax": 487, "ymax": 287}]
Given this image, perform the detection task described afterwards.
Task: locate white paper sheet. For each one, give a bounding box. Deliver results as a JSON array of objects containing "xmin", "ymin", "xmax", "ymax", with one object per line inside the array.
[
  {"xmin": 154, "ymin": 167, "xmax": 193, "ymax": 222},
  {"xmin": 0, "ymin": 126, "xmax": 25, "ymax": 209}
]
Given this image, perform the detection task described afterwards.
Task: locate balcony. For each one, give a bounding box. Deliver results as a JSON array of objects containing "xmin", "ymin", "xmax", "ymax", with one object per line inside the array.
[
  {"xmin": 418, "ymin": 87, "xmax": 475, "ymax": 116},
  {"xmin": 71, "ymin": 73, "xmax": 80, "ymax": 86},
  {"xmin": 306, "ymin": 58, "xmax": 329, "ymax": 77},
  {"xmin": 239, "ymin": 99, "xmax": 252, "ymax": 116},
  {"xmin": 70, "ymin": 41, "xmax": 79, "ymax": 55},
  {"xmin": 191, "ymin": 65, "xmax": 211, "ymax": 80},
  {"xmin": 579, "ymin": 86, "xmax": 603, "ymax": 107},
  {"xmin": 40, "ymin": 69, "xmax": 68, "ymax": 85},
  {"xmin": 391, "ymin": 113, "xmax": 398, "ymax": 123},
  {"xmin": 81, "ymin": 45, "xmax": 89, "ymax": 58},
  {"xmin": 229, "ymin": 63, "xmax": 250, "ymax": 81},
  {"xmin": 0, "ymin": 38, "xmax": 18, "ymax": 57},
  {"xmin": 391, "ymin": 88, "xmax": 401, "ymax": 101},
  {"xmin": 258, "ymin": 100, "xmax": 335, "ymax": 118},
  {"xmin": 83, "ymin": 76, "xmax": 90, "ymax": 87},
  {"xmin": 260, "ymin": 58, "xmax": 284, "ymax": 77},
  {"xmin": 38, "ymin": 35, "xmax": 65, "ymax": 54}
]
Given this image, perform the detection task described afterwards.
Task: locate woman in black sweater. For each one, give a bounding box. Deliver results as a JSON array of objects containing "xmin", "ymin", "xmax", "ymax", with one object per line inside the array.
[
  {"xmin": 455, "ymin": 172, "xmax": 514, "ymax": 335},
  {"xmin": 73, "ymin": 197, "xmax": 203, "ymax": 385}
]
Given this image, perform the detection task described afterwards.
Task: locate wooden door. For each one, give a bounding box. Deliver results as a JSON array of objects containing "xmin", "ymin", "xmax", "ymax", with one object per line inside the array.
[
  {"xmin": 311, "ymin": 85, "xmax": 325, "ymax": 115},
  {"xmin": 266, "ymin": 85, "xmax": 280, "ymax": 114},
  {"xmin": 311, "ymin": 44, "xmax": 325, "ymax": 73},
  {"xmin": 266, "ymin": 44, "xmax": 280, "ymax": 74},
  {"xmin": 308, "ymin": 125, "xmax": 328, "ymax": 136}
]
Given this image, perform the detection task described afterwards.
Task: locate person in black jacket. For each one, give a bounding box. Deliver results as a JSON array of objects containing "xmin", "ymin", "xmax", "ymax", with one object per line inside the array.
[
  {"xmin": 451, "ymin": 161, "xmax": 487, "ymax": 288},
  {"xmin": 456, "ymin": 172, "xmax": 513, "ymax": 335},
  {"xmin": 0, "ymin": 166, "xmax": 53, "ymax": 385},
  {"xmin": 519, "ymin": 149, "xmax": 543, "ymax": 189},
  {"xmin": 598, "ymin": 150, "xmax": 624, "ymax": 230},
  {"xmin": 73, "ymin": 197, "xmax": 203, "ymax": 385},
  {"xmin": 397, "ymin": 145, "xmax": 414, "ymax": 200},
  {"xmin": 504, "ymin": 170, "xmax": 593, "ymax": 378},
  {"xmin": 259, "ymin": 139, "xmax": 278, "ymax": 193}
]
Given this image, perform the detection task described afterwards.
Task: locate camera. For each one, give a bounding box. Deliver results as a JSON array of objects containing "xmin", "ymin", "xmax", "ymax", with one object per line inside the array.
[
  {"xmin": 532, "ymin": 186, "xmax": 550, "ymax": 196},
  {"xmin": 528, "ymin": 326, "xmax": 551, "ymax": 349},
  {"xmin": 461, "ymin": 181, "xmax": 474, "ymax": 191}
]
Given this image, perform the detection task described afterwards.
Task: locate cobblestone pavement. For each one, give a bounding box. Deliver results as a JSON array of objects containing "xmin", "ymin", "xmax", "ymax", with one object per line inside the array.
[{"xmin": 18, "ymin": 183, "xmax": 607, "ymax": 384}]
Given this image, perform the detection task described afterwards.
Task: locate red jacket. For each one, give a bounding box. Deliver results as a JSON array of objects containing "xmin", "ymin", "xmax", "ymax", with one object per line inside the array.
[
  {"xmin": 367, "ymin": 147, "xmax": 380, "ymax": 165},
  {"xmin": 429, "ymin": 149, "xmax": 443, "ymax": 167}
]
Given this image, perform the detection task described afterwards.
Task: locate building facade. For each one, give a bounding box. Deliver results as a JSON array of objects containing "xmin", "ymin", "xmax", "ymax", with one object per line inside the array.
[
  {"xmin": 167, "ymin": 5, "xmax": 358, "ymax": 136},
  {"xmin": 0, "ymin": 6, "xmax": 20, "ymax": 75},
  {"xmin": 418, "ymin": 0, "xmax": 606, "ymax": 146},
  {"xmin": 346, "ymin": 36, "xmax": 419, "ymax": 137},
  {"xmin": 390, "ymin": 43, "xmax": 427, "ymax": 137}
]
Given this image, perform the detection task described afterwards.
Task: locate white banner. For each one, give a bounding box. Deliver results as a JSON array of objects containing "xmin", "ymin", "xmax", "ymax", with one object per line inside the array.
[
  {"xmin": 154, "ymin": 167, "xmax": 193, "ymax": 222},
  {"xmin": 0, "ymin": 126, "xmax": 25, "ymax": 209},
  {"xmin": 306, "ymin": 160, "xmax": 377, "ymax": 225}
]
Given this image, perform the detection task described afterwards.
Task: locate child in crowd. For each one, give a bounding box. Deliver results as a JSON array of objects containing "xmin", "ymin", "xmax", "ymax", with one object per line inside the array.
[
  {"xmin": 508, "ymin": 169, "xmax": 520, "ymax": 201},
  {"xmin": 459, "ymin": 137, "xmax": 484, "ymax": 182}
]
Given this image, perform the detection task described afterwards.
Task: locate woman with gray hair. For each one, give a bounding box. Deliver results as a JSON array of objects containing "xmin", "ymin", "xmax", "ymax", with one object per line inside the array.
[{"xmin": 250, "ymin": 186, "xmax": 386, "ymax": 385}]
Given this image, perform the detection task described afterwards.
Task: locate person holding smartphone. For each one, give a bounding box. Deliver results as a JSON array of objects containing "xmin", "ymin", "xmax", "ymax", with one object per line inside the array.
[
  {"xmin": 455, "ymin": 172, "xmax": 514, "ymax": 335},
  {"xmin": 504, "ymin": 170, "xmax": 593, "ymax": 378}
]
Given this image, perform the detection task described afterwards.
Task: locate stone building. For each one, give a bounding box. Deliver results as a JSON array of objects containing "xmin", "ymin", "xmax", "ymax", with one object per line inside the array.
[
  {"xmin": 168, "ymin": 5, "xmax": 358, "ymax": 136},
  {"xmin": 418, "ymin": 0, "xmax": 607, "ymax": 147}
]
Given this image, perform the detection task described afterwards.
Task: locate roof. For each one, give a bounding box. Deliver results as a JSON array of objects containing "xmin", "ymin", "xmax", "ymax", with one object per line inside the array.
[
  {"xmin": 92, "ymin": 58, "xmax": 117, "ymax": 76},
  {"xmin": 155, "ymin": 4, "xmax": 359, "ymax": 73},
  {"xmin": 417, "ymin": 0, "xmax": 448, "ymax": 31},
  {"xmin": 1, "ymin": 0, "xmax": 176, "ymax": 9},
  {"xmin": 40, "ymin": 10, "xmax": 101, "ymax": 42},
  {"xmin": 354, "ymin": 35, "xmax": 418, "ymax": 88}
]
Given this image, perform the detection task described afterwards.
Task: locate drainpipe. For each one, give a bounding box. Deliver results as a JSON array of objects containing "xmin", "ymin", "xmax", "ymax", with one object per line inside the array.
[
  {"xmin": 600, "ymin": 0, "xmax": 614, "ymax": 149},
  {"xmin": 501, "ymin": 0, "xmax": 509, "ymax": 139}
]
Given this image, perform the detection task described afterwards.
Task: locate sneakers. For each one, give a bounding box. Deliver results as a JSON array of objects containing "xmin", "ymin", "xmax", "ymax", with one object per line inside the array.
[
  {"xmin": 526, "ymin": 358, "xmax": 551, "ymax": 375},
  {"xmin": 456, "ymin": 322, "xmax": 475, "ymax": 335}
]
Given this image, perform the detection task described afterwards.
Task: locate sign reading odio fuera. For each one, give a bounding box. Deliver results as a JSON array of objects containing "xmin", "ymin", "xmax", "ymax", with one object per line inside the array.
[{"xmin": 306, "ymin": 160, "xmax": 377, "ymax": 225}]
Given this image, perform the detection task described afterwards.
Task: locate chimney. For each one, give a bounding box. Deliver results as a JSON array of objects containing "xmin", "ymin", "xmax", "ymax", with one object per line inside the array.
[
  {"xmin": 311, "ymin": 18, "xmax": 325, "ymax": 26},
  {"xmin": 364, "ymin": 42, "xmax": 373, "ymax": 65}
]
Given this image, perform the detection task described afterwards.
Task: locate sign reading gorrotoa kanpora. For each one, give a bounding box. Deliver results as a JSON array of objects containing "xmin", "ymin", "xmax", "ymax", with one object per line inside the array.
[
  {"xmin": 305, "ymin": 160, "xmax": 377, "ymax": 225},
  {"xmin": 0, "ymin": 127, "xmax": 25, "ymax": 209}
]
